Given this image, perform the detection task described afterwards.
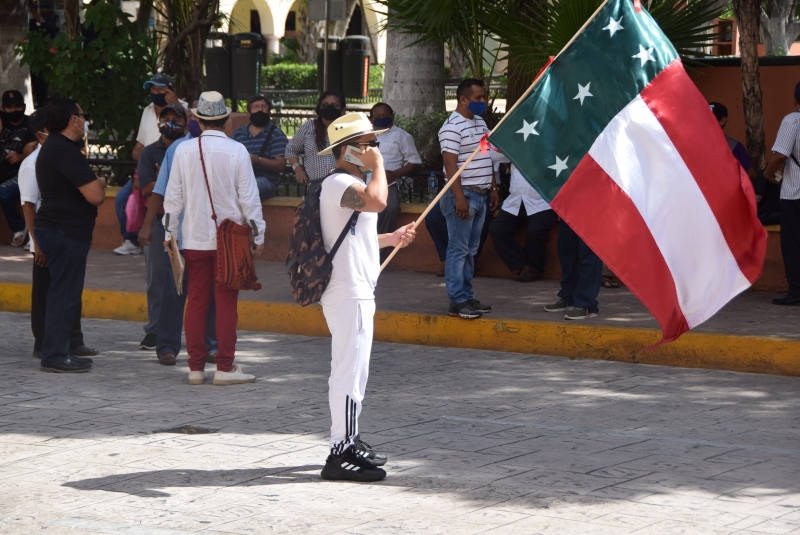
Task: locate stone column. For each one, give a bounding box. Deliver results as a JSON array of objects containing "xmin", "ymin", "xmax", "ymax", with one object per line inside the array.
[{"xmin": 0, "ymin": 0, "xmax": 34, "ymax": 110}]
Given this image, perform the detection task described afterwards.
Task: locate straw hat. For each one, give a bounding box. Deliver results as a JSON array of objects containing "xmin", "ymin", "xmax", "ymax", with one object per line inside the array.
[
  {"xmin": 191, "ymin": 91, "xmax": 231, "ymax": 120},
  {"xmin": 318, "ymin": 112, "xmax": 388, "ymax": 156}
]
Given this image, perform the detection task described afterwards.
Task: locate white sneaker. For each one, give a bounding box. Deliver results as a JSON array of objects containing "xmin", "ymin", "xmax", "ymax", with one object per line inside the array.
[
  {"xmin": 213, "ymin": 365, "xmax": 256, "ymax": 385},
  {"xmin": 188, "ymin": 371, "xmax": 206, "ymax": 385},
  {"xmin": 113, "ymin": 240, "xmax": 141, "ymax": 255}
]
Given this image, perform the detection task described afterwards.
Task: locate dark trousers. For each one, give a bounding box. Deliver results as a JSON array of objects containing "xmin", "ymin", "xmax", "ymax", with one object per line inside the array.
[
  {"xmin": 425, "ymin": 200, "xmax": 493, "ymax": 263},
  {"xmin": 377, "ymin": 185, "xmax": 401, "ymax": 263},
  {"xmin": 780, "ymin": 198, "xmax": 800, "ymax": 296},
  {"xmin": 489, "ymin": 206, "xmax": 557, "ymax": 273},
  {"xmin": 31, "ymin": 259, "xmax": 84, "ymax": 353},
  {"xmin": 556, "ymin": 222, "xmax": 602, "ymax": 312},
  {"xmin": 34, "ymin": 228, "xmax": 91, "ymax": 367}
]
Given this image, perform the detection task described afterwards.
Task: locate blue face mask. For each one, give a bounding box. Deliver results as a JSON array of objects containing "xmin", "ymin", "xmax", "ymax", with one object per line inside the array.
[
  {"xmin": 373, "ymin": 117, "xmax": 392, "ymax": 128},
  {"xmin": 467, "ymin": 101, "xmax": 487, "ymax": 116},
  {"xmin": 187, "ymin": 119, "xmax": 201, "ymax": 138}
]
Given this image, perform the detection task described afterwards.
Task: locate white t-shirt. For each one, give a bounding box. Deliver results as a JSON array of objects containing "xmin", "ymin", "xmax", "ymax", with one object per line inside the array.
[
  {"xmin": 377, "ymin": 125, "xmax": 422, "ymax": 173},
  {"xmin": 438, "ymin": 111, "xmax": 493, "ymax": 187},
  {"xmin": 136, "ymin": 100, "xmax": 188, "ymax": 147},
  {"xmin": 18, "ymin": 145, "xmax": 41, "ymax": 253},
  {"xmin": 502, "ymin": 165, "xmax": 551, "ymax": 216},
  {"xmin": 319, "ymin": 172, "xmax": 379, "ymax": 307}
]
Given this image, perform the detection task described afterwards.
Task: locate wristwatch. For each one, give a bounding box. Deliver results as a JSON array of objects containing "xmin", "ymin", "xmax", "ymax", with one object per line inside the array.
[
  {"xmin": 291, "ymin": 162, "xmax": 300, "ymax": 171},
  {"xmin": 491, "ymin": 186, "xmax": 499, "ymax": 191}
]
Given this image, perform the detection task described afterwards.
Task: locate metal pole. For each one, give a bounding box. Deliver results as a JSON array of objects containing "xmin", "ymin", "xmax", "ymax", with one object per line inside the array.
[{"xmin": 323, "ymin": 0, "xmax": 329, "ymax": 92}]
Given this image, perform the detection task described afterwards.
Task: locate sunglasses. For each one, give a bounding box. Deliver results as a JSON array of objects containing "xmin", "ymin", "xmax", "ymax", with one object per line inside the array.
[{"xmin": 354, "ymin": 141, "xmax": 380, "ymax": 148}]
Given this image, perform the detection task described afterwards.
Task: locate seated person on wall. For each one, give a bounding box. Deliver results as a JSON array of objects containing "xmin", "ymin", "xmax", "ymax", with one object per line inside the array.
[
  {"xmin": 0, "ymin": 90, "xmax": 38, "ymax": 246},
  {"xmin": 709, "ymin": 102, "xmax": 754, "ymax": 180},
  {"xmin": 369, "ymin": 103, "xmax": 422, "ymax": 261},
  {"xmin": 231, "ymin": 95, "xmax": 288, "ymax": 202},
  {"xmin": 488, "ymin": 162, "xmax": 557, "ymax": 282}
]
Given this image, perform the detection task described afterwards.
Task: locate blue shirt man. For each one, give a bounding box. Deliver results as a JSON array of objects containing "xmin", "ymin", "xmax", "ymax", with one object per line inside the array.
[{"xmin": 230, "ymin": 95, "xmax": 288, "ymax": 201}]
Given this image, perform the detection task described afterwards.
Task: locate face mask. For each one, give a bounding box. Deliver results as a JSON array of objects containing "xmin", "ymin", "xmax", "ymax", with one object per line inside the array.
[
  {"xmin": 159, "ymin": 121, "xmax": 184, "ymax": 140},
  {"xmin": 75, "ymin": 116, "xmax": 89, "ymax": 135},
  {"xmin": 467, "ymin": 101, "xmax": 487, "ymax": 116},
  {"xmin": 187, "ymin": 119, "xmax": 201, "ymax": 138},
  {"xmin": 318, "ymin": 104, "xmax": 342, "ymax": 121},
  {"xmin": 373, "ymin": 117, "xmax": 392, "ymax": 128},
  {"xmin": 150, "ymin": 93, "xmax": 167, "ymax": 107},
  {"xmin": 4, "ymin": 110, "xmax": 25, "ymax": 123},
  {"xmin": 250, "ymin": 111, "xmax": 270, "ymax": 127}
]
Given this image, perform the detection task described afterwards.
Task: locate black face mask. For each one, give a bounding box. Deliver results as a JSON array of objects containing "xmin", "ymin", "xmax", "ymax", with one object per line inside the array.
[
  {"xmin": 3, "ymin": 110, "xmax": 25, "ymax": 124},
  {"xmin": 150, "ymin": 93, "xmax": 167, "ymax": 107},
  {"xmin": 318, "ymin": 104, "xmax": 342, "ymax": 121},
  {"xmin": 250, "ymin": 111, "xmax": 270, "ymax": 127}
]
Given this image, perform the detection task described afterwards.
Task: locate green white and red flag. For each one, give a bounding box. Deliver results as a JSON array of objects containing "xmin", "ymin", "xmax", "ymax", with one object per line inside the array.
[{"xmin": 489, "ymin": 0, "xmax": 767, "ymax": 344}]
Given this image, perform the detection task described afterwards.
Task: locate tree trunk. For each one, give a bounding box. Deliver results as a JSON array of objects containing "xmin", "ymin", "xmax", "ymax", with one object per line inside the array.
[
  {"xmin": 64, "ymin": 0, "xmax": 81, "ymax": 39},
  {"xmin": 760, "ymin": 0, "xmax": 800, "ymax": 56},
  {"xmin": 135, "ymin": 0, "xmax": 154, "ymax": 35},
  {"xmin": 735, "ymin": 0, "xmax": 767, "ymax": 170},
  {"xmin": 383, "ymin": 12, "xmax": 444, "ymax": 118},
  {"xmin": 447, "ymin": 43, "xmax": 469, "ymax": 79},
  {"xmin": 296, "ymin": 1, "xmax": 321, "ymax": 64},
  {"xmin": 506, "ymin": 0, "xmax": 546, "ymax": 109},
  {"xmin": 0, "ymin": 0, "xmax": 32, "ymax": 108}
]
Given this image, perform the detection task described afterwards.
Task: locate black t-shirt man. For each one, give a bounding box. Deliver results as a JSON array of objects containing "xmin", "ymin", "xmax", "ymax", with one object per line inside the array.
[
  {"xmin": 35, "ymin": 132, "xmax": 99, "ymax": 241},
  {"xmin": 0, "ymin": 114, "xmax": 35, "ymax": 183}
]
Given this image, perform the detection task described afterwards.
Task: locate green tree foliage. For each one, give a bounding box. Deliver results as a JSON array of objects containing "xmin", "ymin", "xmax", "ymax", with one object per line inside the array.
[
  {"xmin": 16, "ymin": 1, "xmax": 153, "ymax": 156},
  {"xmin": 394, "ymin": 110, "xmax": 452, "ymax": 169}
]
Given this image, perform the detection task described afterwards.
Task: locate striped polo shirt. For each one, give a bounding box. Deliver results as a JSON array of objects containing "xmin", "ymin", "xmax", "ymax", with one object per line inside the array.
[
  {"xmin": 231, "ymin": 122, "xmax": 289, "ymax": 183},
  {"xmin": 772, "ymin": 111, "xmax": 800, "ymax": 200},
  {"xmin": 438, "ymin": 111, "xmax": 494, "ymax": 187}
]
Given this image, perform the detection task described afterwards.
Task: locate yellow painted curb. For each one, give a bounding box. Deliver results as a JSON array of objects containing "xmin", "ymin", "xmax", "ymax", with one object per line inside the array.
[{"xmin": 2, "ymin": 281, "xmax": 798, "ymax": 377}]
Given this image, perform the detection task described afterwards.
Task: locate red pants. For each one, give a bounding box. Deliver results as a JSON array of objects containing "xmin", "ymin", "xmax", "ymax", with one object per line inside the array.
[{"xmin": 183, "ymin": 250, "xmax": 238, "ymax": 372}]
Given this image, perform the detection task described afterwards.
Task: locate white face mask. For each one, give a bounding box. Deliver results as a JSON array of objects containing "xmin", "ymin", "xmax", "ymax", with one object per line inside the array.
[{"xmin": 75, "ymin": 116, "xmax": 89, "ymax": 135}]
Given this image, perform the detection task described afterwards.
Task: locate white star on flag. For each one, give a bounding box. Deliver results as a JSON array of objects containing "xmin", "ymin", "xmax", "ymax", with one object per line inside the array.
[
  {"xmin": 573, "ymin": 83, "xmax": 593, "ymax": 106},
  {"xmin": 516, "ymin": 119, "xmax": 539, "ymax": 141},
  {"xmin": 548, "ymin": 155, "xmax": 569, "ymax": 177},
  {"xmin": 632, "ymin": 44, "xmax": 656, "ymax": 67},
  {"xmin": 603, "ymin": 16, "xmax": 623, "ymax": 37}
]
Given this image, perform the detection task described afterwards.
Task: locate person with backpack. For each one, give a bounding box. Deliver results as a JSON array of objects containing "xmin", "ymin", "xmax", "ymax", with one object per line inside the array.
[
  {"xmin": 764, "ymin": 82, "xmax": 800, "ymax": 306},
  {"xmin": 307, "ymin": 112, "xmax": 415, "ymax": 482}
]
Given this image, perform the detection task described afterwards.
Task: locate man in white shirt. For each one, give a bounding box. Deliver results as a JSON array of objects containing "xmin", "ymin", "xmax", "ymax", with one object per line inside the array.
[
  {"xmin": 164, "ymin": 92, "xmax": 265, "ymax": 386},
  {"xmin": 370, "ymin": 103, "xmax": 422, "ymax": 259},
  {"xmin": 18, "ymin": 109, "xmax": 97, "ymax": 361},
  {"xmin": 764, "ymin": 82, "xmax": 800, "ymax": 306},
  {"xmin": 438, "ymin": 79, "xmax": 499, "ymax": 319},
  {"xmin": 489, "ymin": 165, "xmax": 557, "ymax": 282},
  {"xmin": 317, "ymin": 112, "xmax": 415, "ymax": 482}
]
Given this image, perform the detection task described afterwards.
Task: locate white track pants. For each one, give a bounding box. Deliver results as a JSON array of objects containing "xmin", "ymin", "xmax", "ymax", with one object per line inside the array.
[{"xmin": 322, "ymin": 298, "xmax": 375, "ymax": 454}]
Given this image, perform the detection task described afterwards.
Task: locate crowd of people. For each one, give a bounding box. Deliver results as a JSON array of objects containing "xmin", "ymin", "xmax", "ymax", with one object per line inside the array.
[{"xmin": 1, "ymin": 72, "xmax": 799, "ymax": 482}]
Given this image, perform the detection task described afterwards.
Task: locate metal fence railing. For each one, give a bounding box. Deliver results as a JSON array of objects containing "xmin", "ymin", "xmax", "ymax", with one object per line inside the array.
[
  {"xmin": 444, "ymin": 85, "xmax": 508, "ymax": 101},
  {"xmin": 263, "ymin": 88, "xmax": 384, "ymax": 109}
]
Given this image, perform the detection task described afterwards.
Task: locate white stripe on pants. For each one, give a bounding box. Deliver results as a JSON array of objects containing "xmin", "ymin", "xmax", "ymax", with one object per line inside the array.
[{"xmin": 322, "ymin": 298, "xmax": 375, "ymax": 455}]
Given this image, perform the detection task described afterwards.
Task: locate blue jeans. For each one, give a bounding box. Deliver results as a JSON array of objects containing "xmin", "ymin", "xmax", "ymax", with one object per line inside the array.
[
  {"xmin": 0, "ymin": 175, "xmax": 25, "ymax": 232},
  {"xmin": 114, "ymin": 180, "xmax": 139, "ymax": 245},
  {"xmin": 255, "ymin": 176, "xmax": 278, "ymax": 201},
  {"xmin": 34, "ymin": 228, "xmax": 91, "ymax": 367},
  {"xmin": 153, "ymin": 219, "xmax": 217, "ymax": 357},
  {"xmin": 556, "ymin": 222, "xmax": 602, "ymax": 312},
  {"xmin": 441, "ymin": 188, "xmax": 487, "ymax": 304}
]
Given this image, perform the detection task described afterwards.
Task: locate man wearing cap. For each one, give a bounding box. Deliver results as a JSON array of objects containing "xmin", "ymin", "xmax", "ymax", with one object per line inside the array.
[
  {"xmin": 137, "ymin": 103, "xmax": 187, "ymax": 365},
  {"xmin": 138, "ymin": 101, "xmax": 219, "ymax": 367},
  {"xmin": 114, "ymin": 73, "xmax": 186, "ymax": 259},
  {"xmin": 709, "ymin": 102, "xmax": 754, "ymax": 180},
  {"xmin": 163, "ymin": 91, "xmax": 265, "ymax": 386},
  {"xmin": 317, "ymin": 112, "xmax": 416, "ymax": 482},
  {"xmin": 0, "ymin": 90, "xmax": 38, "ymax": 247}
]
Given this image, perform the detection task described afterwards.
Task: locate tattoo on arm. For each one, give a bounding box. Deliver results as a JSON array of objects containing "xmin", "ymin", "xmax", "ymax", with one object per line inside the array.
[{"xmin": 340, "ymin": 185, "xmax": 367, "ymax": 210}]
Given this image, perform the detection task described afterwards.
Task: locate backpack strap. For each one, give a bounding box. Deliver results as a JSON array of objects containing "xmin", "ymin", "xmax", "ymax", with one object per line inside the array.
[
  {"xmin": 257, "ymin": 124, "xmax": 277, "ymax": 158},
  {"xmin": 198, "ymin": 136, "xmax": 219, "ymax": 229},
  {"xmin": 329, "ymin": 211, "xmax": 359, "ymax": 260}
]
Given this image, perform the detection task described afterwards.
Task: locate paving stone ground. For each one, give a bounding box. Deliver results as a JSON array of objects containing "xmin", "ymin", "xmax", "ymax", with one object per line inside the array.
[
  {"xmin": 2, "ymin": 245, "xmax": 799, "ymax": 339},
  {"xmin": 1, "ymin": 312, "xmax": 800, "ymax": 534}
]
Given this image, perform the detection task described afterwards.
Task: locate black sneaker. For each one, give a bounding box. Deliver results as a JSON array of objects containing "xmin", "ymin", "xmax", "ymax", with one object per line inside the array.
[
  {"xmin": 773, "ymin": 294, "xmax": 800, "ymax": 306},
  {"xmin": 468, "ymin": 299, "xmax": 491, "ymax": 313},
  {"xmin": 354, "ymin": 434, "xmax": 387, "ymax": 467},
  {"xmin": 448, "ymin": 301, "xmax": 482, "ymax": 319},
  {"xmin": 71, "ymin": 345, "xmax": 99, "ymax": 357},
  {"xmin": 321, "ymin": 447, "xmax": 387, "ymax": 482},
  {"xmin": 139, "ymin": 334, "xmax": 157, "ymax": 350},
  {"xmin": 40, "ymin": 358, "xmax": 91, "ymax": 373}
]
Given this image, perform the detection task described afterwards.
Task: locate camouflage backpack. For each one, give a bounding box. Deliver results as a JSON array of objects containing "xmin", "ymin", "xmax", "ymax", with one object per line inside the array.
[{"xmin": 286, "ymin": 172, "xmax": 359, "ymax": 307}]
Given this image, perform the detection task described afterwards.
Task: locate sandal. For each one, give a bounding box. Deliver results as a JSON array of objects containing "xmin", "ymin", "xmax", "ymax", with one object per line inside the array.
[
  {"xmin": 602, "ymin": 275, "xmax": 620, "ymax": 289},
  {"xmin": 11, "ymin": 229, "xmax": 27, "ymax": 247}
]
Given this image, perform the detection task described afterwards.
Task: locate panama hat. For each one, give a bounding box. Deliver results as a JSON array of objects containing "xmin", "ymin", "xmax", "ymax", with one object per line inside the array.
[
  {"xmin": 191, "ymin": 91, "xmax": 231, "ymax": 120},
  {"xmin": 318, "ymin": 112, "xmax": 388, "ymax": 156}
]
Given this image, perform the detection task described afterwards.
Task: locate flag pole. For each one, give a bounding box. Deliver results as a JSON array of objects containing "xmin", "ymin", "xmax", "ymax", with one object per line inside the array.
[{"xmin": 379, "ymin": 0, "xmax": 610, "ymax": 272}]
